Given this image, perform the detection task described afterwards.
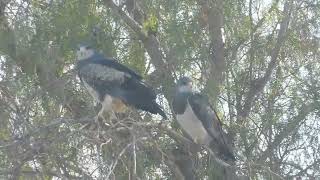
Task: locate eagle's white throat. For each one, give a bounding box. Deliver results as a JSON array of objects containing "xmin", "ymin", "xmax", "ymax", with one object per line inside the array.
[
  {"xmin": 176, "ymin": 102, "xmax": 211, "ymax": 145},
  {"xmin": 178, "ymin": 83, "xmax": 193, "ymax": 93}
]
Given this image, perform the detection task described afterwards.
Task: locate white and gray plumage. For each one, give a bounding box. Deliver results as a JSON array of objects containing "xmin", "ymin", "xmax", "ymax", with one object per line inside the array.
[
  {"xmin": 76, "ymin": 44, "xmax": 167, "ymax": 120},
  {"xmin": 172, "ymin": 77, "xmax": 235, "ymax": 161}
]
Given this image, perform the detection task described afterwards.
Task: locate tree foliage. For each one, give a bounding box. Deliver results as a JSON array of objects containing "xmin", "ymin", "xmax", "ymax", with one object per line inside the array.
[{"xmin": 0, "ymin": 0, "xmax": 320, "ymax": 179}]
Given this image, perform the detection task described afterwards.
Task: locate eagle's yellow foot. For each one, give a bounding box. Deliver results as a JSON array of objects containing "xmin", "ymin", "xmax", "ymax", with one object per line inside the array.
[{"xmin": 111, "ymin": 99, "xmax": 127, "ymax": 113}]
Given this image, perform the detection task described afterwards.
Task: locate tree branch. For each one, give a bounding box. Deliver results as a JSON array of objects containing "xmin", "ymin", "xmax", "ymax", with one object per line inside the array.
[
  {"xmin": 103, "ymin": 0, "xmax": 175, "ymax": 98},
  {"xmin": 240, "ymin": 0, "xmax": 293, "ymax": 120},
  {"xmin": 257, "ymin": 103, "xmax": 317, "ymax": 163},
  {"xmin": 103, "ymin": 0, "xmax": 146, "ymax": 40}
]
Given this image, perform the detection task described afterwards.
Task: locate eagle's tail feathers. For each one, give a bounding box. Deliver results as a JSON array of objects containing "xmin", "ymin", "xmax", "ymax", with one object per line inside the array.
[
  {"xmin": 150, "ymin": 102, "xmax": 167, "ymax": 120},
  {"xmin": 209, "ymin": 139, "xmax": 236, "ymax": 162}
]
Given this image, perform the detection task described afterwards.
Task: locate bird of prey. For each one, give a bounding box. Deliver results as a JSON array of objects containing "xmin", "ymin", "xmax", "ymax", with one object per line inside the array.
[
  {"xmin": 75, "ymin": 44, "xmax": 167, "ymax": 121},
  {"xmin": 172, "ymin": 77, "xmax": 235, "ymax": 161}
]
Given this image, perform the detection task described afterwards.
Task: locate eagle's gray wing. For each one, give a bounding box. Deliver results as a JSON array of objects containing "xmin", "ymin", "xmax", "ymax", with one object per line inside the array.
[
  {"xmin": 77, "ymin": 58, "xmax": 167, "ymax": 119},
  {"xmin": 188, "ymin": 93, "xmax": 235, "ymax": 161}
]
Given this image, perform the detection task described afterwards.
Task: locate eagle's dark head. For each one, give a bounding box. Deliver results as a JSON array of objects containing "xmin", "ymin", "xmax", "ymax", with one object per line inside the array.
[
  {"xmin": 176, "ymin": 76, "xmax": 193, "ymax": 93},
  {"xmin": 76, "ymin": 44, "xmax": 95, "ymax": 60}
]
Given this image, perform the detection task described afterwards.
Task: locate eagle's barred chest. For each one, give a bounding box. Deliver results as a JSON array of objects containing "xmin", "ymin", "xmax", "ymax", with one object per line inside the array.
[
  {"xmin": 79, "ymin": 63, "xmax": 128, "ymax": 83},
  {"xmin": 79, "ymin": 63, "xmax": 129, "ymax": 112},
  {"xmin": 83, "ymin": 79, "xmax": 127, "ymax": 112}
]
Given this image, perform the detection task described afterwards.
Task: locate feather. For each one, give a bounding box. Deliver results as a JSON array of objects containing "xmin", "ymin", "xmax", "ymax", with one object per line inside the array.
[
  {"xmin": 77, "ymin": 55, "xmax": 167, "ymax": 119},
  {"xmin": 188, "ymin": 93, "xmax": 235, "ymax": 161}
]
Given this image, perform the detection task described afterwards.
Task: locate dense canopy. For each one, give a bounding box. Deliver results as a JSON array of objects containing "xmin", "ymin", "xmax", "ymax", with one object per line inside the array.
[{"xmin": 0, "ymin": 0, "xmax": 319, "ymax": 179}]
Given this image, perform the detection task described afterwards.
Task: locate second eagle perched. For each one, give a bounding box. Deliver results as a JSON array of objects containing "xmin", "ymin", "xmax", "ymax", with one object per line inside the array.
[
  {"xmin": 76, "ymin": 44, "xmax": 167, "ymax": 120},
  {"xmin": 172, "ymin": 77, "xmax": 235, "ymax": 162}
]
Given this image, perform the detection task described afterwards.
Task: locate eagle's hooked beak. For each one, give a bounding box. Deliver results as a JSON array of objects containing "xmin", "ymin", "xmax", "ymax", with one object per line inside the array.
[
  {"xmin": 178, "ymin": 82, "xmax": 193, "ymax": 93},
  {"xmin": 187, "ymin": 81, "xmax": 193, "ymax": 89},
  {"xmin": 77, "ymin": 47, "xmax": 91, "ymax": 60},
  {"xmin": 80, "ymin": 50, "xmax": 86, "ymax": 58}
]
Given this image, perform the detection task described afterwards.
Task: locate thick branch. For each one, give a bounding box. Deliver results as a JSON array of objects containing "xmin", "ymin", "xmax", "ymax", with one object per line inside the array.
[
  {"xmin": 103, "ymin": 0, "xmax": 146, "ymax": 40},
  {"xmin": 103, "ymin": 0, "xmax": 175, "ymax": 98},
  {"xmin": 196, "ymin": 0, "xmax": 226, "ymax": 101},
  {"xmin": 103, "ymin": 0, "xmax": 165, "ymax": 69},
  {"xmin": 208, "ymin": 0, "xmax": 226, "ymax": 81}
]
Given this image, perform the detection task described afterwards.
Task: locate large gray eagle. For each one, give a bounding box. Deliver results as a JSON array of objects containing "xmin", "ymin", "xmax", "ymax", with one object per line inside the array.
[
  {"xmin": 172, "ymin": 77, "xmax": 235, "ymax": 161},
  {"xmin": 76, "ymin": 44, "xmax": 167, "ymax": 120}
]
